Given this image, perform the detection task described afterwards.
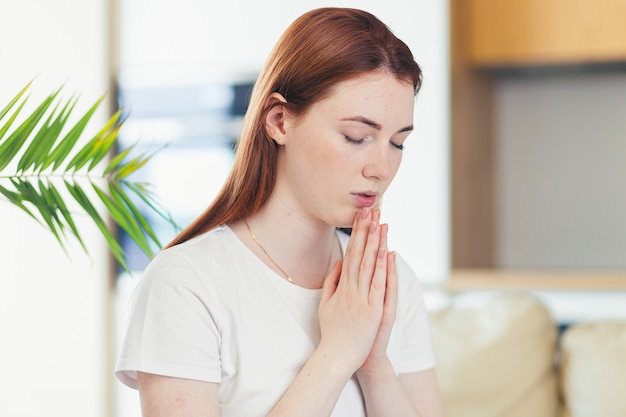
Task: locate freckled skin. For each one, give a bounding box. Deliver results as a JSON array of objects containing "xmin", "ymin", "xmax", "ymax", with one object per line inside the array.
[{"xmin": 273, "ymin": 71, "xmax": 415, "ymax": 228}]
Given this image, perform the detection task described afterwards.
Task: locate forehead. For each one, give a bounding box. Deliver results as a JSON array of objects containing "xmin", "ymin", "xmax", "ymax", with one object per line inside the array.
[{"xmin": 309, "ymin": 71, "xmax": 415, "ymax": 124}]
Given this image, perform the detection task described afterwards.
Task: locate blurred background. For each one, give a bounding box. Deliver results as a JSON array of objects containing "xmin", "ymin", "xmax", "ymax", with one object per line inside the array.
[{"xmin": 1, "ymin": 0, "xmax": 625, "ymax": 416}]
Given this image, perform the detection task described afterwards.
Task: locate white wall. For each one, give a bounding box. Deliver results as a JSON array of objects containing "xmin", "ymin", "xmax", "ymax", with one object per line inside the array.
[
  {"xmin": 118, "ymin": 0, "xmax": 450, "ymax": 284},
  {"xmin": 495, "ymin": 71, "xmax": 626, "ymax": 268},
  {"xmin": 0, "ymin": 1, "xmax": 113, "ymax": 416}
]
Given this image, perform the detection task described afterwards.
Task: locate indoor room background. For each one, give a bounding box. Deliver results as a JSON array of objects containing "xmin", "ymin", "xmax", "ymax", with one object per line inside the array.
[
  {"xmin": 2, "ymin": 1, "xmax": 625, "ymax": 416},
  {"xmin": 1, "ymin": 1, "xmax": 447, "ymax": 416}
]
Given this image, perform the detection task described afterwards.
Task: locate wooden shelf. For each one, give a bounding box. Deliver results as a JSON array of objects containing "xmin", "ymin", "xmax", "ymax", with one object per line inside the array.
[
  {"xmin": 448, "ymin": 269, "xmax": 626, "ymax": 292},
  {"xmin": 466, "ymin": 0, "xmax": 626, "ymax": 67}
]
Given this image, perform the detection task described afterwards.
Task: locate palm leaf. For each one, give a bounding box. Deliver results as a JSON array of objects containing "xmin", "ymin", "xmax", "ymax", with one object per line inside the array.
[
  {"xmin": 0, "ymin": 81, "xmax": 32, "ymax": 121},
  {"xmin": 103, "ymin": 146, "xmax": 133, "ymax": 175},
  {"xmin": 0, "ymin": 90, "xmax": 29, "ymax": 143},
  {"xmin": 110, "ymin": 182, "xmax": 163, "ymax": 248},
  {"xmin": 65, "ymin": 180, "xmax": 127, "ymax": 268},
  {"xmin": 125, "ymin": 181, "xmax": 179, "ymax": 230},
  {"xmin": 0, "ymin": 183, "xmax": 38, "ymax": 221},
  {"xmin": 9, "ymin": 178, "xmax": 65, "ymax": 247},
  {"xmin": 0, "ymin": 89, "xmax": 60, "ymax": 171},
  {"xmin": 19, "ymin": 97, "xmax": 76, "ymax": 173},
  {"xmin": 66, "ymin": 109, "xmax": 121, "ymax": 172},
  {"xmin": 46, "ymin": 181, "xmax": 87, "ymax": 252},
  {"xmin": 91, "ymin": 182, "xmax": 154, "ymax": 257},
  {"xmin": 45, "ymin": 95, "xmax": 104, "ymax": 171},
  {"xmin": 0, "ymin": 81, "xmax": 178, "ymax": 272}
]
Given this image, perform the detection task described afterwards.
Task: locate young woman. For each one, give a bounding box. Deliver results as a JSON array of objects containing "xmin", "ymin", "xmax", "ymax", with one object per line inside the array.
[{"xmin": 116, "ymin": 7, "xmax": 445, "ymax": 417}]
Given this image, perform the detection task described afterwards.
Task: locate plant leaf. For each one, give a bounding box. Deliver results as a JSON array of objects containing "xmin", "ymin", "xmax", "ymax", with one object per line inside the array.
[
  {"xmin": 1, "ymin": 81, "xmax": 180, "ymax": 270},
  {"xmin": 46, "ymin": 180, "xmax": 87, "ymax": 252},
  {"xmin": 10, "ymin": 178, "xmax": 66, "ymax": 250},
  {"xmin": 111, "ymin": 153, "xmax": 150, "ymax": 180},
  {"xmin": 28, "ymin": 97, "xmax": 77, "ymax": 173},
  {"xmin": 45, "ymin": 95, "xmax": 105, "ymax": 170},
  {"xmin": 0, "ymin": 81, "xmax": 32, "ymax": 122},
  {"xmin": 125, "ymin": 181, "xmax": 179, "ymax": 230},
  {"xmin": 111, "ymin": 182, "xmax": 162, "ymax": 249},
  {"xmin": 0, "ymin": 90, "xmax": 60, "ymax": 171},
  {"xmin": 66, "ymin": 109, "xmax": 121, "ymax": 172},
  {"xmin": 16, "ymin": 99, "xmax": 67, "ymax": 173},
  {"xmin": 92, "ymin": 182, "xmax": 153, "ymax": 258},
  {"xmin": 65, "ymin": 180, "xmax": 128, "ymax": 271},
  {"xmin": 0, "ymin": 182, "xmax": 39, "ymax": 222},
  {"xmin": 0, "ymin": 97, "xmax": 28, "ymax": 145},
  {"xmin": 87, "ymin": 125, "xmax": 122, "ymax": 172},
  {"xmin": 103, "ymin": 146, "xmax": 132, "ymax": 175}
]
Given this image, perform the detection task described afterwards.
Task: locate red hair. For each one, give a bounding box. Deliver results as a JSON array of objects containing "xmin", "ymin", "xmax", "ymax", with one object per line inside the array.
[{"xmin": 167, "ymin": 7, "xmax": 422, "ymax": 248}]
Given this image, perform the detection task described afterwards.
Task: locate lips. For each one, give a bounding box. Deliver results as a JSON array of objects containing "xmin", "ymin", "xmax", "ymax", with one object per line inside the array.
[{"xmin": 352, "ymin": 192, "xmax": 377, "ymax": 208}]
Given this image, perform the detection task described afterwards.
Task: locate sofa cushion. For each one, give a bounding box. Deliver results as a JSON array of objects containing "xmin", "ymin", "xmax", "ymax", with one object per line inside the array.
[
  {"xmin": 430, "ymin": 291, "xmax": 558, "ymax": 417},
  {"xmin": 559, "ymin": 322, "xmax": 626, "ymax": 417}
]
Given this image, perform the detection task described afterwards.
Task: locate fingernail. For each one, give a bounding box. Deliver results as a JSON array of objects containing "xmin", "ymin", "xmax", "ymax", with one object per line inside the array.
[
  {"xmin": 361, "ymin": 208, "xmax": 370, "ymax": 219},
  {"xmin": 370, "ymin": 221, "xmax": 377, "ymax": 233}
]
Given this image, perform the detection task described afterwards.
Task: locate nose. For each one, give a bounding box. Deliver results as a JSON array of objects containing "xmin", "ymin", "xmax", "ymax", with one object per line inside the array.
[{"xmin": 362, "ymin": 143, "xmax": 398, "ymax": 181}]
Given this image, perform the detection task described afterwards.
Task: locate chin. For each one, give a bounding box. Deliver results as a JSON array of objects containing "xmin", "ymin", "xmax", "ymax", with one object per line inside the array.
[
  {"xmin": 330, "ymin": 202, "xmax": 382, "ymax": 229},
  {"xmin": 333, "ymin": 209, "xmax": 361, "ymax": 229}
]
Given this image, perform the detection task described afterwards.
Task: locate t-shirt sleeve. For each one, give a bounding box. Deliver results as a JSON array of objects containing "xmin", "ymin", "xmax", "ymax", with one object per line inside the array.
[
  {"xmin": 394, "ymin": 254, "xmax": 437, "ymax": 374},
  {"xmin": 115, "ymin": 250, "xmax": 222, "ymax": 389}
]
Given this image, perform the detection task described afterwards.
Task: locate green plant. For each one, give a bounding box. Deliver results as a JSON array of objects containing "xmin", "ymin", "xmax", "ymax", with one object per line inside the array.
[{"xmin": 0, "ymin": 81, "xmax": 177, "ymax": 271}]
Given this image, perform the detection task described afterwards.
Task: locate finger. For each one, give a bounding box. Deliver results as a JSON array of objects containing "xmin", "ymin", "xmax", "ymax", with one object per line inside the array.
[
  {"xmin": 369, "ymin": 245, "xmax": 388, "ymax": 306},
  {"xmin": 379, "ymin": 223, "xmax": 388, "ymax": 252},
  {"xmin": 358, "ymin": 211, "xmax": 382, "ymax": 294},
  {"xmin": 375, "ymin": 223, "xmax": 390, "ymax": 296},
  {"xmin": 321, "ymin": 260, "xmax": 342, "ymax": 305},
  {"xmin": 341, "ymin": 208, "xmax": 371, "ymax": 286},
  {"xmin": 384, "ymin": 251, "xmax": 398, "ymax": 319}
]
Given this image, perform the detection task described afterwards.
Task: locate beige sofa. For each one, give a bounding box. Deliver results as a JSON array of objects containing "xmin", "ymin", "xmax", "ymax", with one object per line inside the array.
[{"xmin": 429, "ymin": 291, "xmax": 626, "ymax": 417}]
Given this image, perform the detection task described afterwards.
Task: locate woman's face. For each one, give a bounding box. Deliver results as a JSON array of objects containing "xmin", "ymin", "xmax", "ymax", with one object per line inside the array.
[{"xmin": 272, "ymin": 71, "xmax": 415, "ymax": 228}]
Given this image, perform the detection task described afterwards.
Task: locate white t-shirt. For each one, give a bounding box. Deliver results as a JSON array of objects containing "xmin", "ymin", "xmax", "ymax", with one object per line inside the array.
[{"xmin": 115, "ymin": 225, "xmax": 435, "ymax": 417}]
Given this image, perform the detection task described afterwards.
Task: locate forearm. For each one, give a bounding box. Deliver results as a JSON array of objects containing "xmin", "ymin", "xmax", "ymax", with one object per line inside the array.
[
  {"xmin": 267, "ymin": 347, "xmax": 353, "ymax": 417},
  {"xmin": 356, "ymin": 357, "xmax": 422, "ymax": 417}
]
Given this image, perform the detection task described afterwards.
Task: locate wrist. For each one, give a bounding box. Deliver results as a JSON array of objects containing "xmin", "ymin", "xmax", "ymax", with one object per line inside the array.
[
  {"xmin": 356, "ymin": 355, "xmax": 395, "ymax": 382},
  {"xmin": 308, "ymin": 344, "xmax": 358, "ymax": 385}
]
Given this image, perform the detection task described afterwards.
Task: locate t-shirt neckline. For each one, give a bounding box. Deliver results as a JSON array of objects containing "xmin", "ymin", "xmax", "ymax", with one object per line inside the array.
[{"xmin": 221, "ymin": 224, "xmax": 333, "ymax": 300}]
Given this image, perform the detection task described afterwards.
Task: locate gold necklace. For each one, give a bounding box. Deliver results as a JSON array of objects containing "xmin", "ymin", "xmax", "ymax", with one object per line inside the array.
[{"xmin": 244, "ymin": 220, "xmax": 333, "ymax": 285}]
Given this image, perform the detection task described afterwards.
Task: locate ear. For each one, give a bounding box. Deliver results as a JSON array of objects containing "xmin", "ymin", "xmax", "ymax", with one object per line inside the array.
[{"xmin": 264, "ymin": 92, "xmax": 289, "ymax": 145}]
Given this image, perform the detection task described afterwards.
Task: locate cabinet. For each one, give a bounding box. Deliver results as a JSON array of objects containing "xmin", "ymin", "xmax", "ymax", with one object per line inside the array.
[
  {"xmin": 466, "ymin": 0, "xmax": 626, "ymax": 66},
  {"xmin": 449, "ymin": 0, "xmax": 626, "ymax": 289}
]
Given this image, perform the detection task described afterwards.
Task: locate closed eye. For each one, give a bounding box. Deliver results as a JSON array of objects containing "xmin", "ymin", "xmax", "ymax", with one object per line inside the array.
[
  {"xmin": 346, "ymin": 135, "xmax": 404, "ymax": 150},
  {"xmin": 344, "ymin": 136, "xmax": 365, "ymax": 145}
]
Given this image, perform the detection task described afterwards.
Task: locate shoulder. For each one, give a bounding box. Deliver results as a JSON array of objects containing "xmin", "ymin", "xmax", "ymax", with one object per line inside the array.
[
  {"xmin": 156, "ymin": 225, "xmax": 234, "ymax": 262},
  {"xmin": 125, "ymin": 226, "xmax": 245, "ymax": 330},
  {"xmin": 148, "ymin": 225, "xmax": 237, "ymax": 274},
  {"xmin": 134, "ymin": 225, "xmax": 243, "ymax": 298}
]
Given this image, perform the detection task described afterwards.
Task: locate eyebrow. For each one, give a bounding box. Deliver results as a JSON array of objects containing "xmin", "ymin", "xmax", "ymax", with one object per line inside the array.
[{"xmin": 340, "ymin": 116, "xmax": 414, "ymax": 134}]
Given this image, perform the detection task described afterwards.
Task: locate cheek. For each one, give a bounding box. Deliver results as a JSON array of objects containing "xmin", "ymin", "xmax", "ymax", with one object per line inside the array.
[
  {"xmin": 391, "ymin": 153, "xmax": 403, "ymax": 175},
  {"xmin": 382, "ymin": 153, "xmax": 403, "ymax": 190},
  {"xmin": 318, "ymin": 141, "xmax": 351, "ymax": 167}
]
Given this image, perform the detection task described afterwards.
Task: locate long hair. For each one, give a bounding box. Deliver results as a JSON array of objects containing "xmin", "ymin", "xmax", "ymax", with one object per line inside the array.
[{"xmin": 167, "ymin": 7, "xmax": 422, "ymax": 248}]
